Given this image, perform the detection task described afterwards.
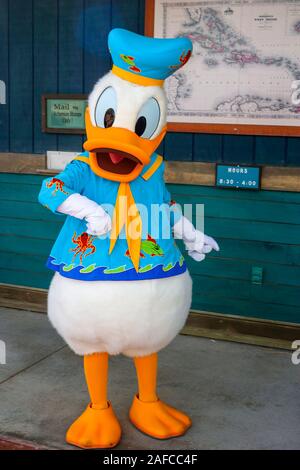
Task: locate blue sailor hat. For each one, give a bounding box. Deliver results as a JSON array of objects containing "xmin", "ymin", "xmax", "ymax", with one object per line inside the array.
[{"xmin": 108, "ymin": 28, "xmax": 192, "ymax": 86}]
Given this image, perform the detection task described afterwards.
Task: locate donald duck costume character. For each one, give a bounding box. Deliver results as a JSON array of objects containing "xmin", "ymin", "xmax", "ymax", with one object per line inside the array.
[{"xmin": 39, "ymin": 29, "xmax": 219, "ymax": 449}]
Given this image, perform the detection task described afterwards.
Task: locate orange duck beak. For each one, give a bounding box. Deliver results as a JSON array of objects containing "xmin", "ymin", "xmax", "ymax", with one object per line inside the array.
[{"xmin": 84, "ymin": 108, "xmax": 167, "ymax": 183}]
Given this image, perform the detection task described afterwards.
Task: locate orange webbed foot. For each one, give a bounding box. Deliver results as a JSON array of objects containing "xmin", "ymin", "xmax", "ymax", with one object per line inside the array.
[
  {"xmin": 66, "ymin": 402, "xmax": 121, "ymax": 449},
  {"xmin": 129, "ymin": 395, "xmax": 191, "ymax": 439}
]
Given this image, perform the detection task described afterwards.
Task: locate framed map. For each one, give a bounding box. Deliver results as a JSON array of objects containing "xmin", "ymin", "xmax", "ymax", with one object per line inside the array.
[{"xmin": 145, "ymin": 0, "xmax": 300, "ymax": 136}]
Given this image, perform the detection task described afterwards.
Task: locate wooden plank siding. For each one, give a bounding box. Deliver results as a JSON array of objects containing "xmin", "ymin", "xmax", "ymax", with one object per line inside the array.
[
  {"xmin": 0, "ymin": 0, "xmax": 299, "ymax": 164},
  {"xmin": 0, "ymin": 0, "xmax": 299, "ymax": 325},
  {"xmin": 0, "ymin": 172, "xmax": 300, "ymax": 324},
  {"xmin": 9, "ymin": 0, "xmax": 34, "ymax": 153},
  {"xmin": 0, "ymin": 0, "xmax": 9, "ymax": 152}
]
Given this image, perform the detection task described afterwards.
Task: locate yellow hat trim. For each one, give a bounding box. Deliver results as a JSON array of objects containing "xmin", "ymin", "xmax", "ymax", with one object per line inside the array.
[{"xmin": 112, "ymin": 65, "xmax": 164, "ymax": 87}]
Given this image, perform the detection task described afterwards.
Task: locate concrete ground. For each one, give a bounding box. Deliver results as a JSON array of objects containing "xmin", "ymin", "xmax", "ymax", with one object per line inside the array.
[{"xmin": 0, "ymin": 307, "xmax": 299, "ymax": 450}]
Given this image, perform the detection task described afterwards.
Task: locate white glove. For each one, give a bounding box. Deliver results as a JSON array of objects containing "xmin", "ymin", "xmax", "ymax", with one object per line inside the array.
[
  {"xmin": 57, "ymin": 193, "xmax": 111, "ymax": 236},
  {"xmin": 173, "ymin": 216, "xmax": 219, "ymax": 262}
]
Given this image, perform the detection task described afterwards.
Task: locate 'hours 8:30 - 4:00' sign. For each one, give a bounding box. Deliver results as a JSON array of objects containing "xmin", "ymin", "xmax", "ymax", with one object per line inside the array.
[{"xmin": 216, "ymin": 164, "xmax": 261, "ymax": 190}]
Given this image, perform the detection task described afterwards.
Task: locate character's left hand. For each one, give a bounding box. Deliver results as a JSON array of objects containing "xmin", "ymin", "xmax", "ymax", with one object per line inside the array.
[
  {"xmin": 173, "ymin": 216, "xmax": 219, "ymax": 262},
  {"xmin": 186, "ymin": 232, "xmax": 219, "ymax": 262}
]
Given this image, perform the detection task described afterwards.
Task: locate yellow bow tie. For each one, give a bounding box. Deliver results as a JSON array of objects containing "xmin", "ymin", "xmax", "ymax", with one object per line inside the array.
[{"xmin": 109, "ymin": 182, "xmax": 142, "ymax": 272}]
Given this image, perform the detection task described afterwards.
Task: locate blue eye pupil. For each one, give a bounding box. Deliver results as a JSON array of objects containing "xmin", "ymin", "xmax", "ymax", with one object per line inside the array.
[
  {"xmin": 104, "ymin": 108, "xmax": 115, "ymax": 128},
  {"xmin": 135, "ymin": 116, "xmax": 146, "ymax": 136},
  {"xmin": 135, "ymin": 97, "xmax": 160, "ymax": 139},
  {"xmin": 95, "ymin": 87, "xmax": 117, "ymax": 128}
]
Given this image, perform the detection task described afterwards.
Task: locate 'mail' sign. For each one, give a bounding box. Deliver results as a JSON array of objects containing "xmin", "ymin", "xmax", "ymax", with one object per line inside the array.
[{"xmin": 42, "ymin": 94, "xmax": 87, "ymax": 134}]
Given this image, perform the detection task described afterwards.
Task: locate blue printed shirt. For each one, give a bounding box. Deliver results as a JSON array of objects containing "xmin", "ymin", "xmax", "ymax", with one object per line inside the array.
[{"xmin": 38, "ymin": 152, "xmax": 186, "ymax": 281}]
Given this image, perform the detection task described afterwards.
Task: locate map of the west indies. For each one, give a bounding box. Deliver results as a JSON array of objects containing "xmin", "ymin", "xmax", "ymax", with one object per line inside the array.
[{"xmin": 153, "ymin": 0, "xmax": 300, "ymax": 128}]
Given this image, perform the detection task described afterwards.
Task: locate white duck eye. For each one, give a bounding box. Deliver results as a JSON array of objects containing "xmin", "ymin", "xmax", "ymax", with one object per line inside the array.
[
  {"xmin": 135, "ymin": 97, "xmax": 161, "ymax": 139},
  {"xmin": 95, "ymin": 87, "xmax": 117, "ymax": 128}
]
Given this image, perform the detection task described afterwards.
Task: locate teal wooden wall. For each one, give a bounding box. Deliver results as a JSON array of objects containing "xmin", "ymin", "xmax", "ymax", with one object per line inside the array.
[
  {"xmin": 0, "ymin": 0, "xmax": 300, "ymax": 323},
  {"xmin": 1, "ymin": 172, "xmax": 300, "ymax": 324}
]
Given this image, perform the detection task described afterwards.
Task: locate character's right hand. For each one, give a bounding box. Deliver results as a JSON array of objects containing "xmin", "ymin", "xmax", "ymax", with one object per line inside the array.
[
  {"xmin": 57, "ymin": 193, "xmax": 111, "ymax": 236},
  {"xmin": 85, "ymin": 207, "xmax": 111, "ymax": 236}
]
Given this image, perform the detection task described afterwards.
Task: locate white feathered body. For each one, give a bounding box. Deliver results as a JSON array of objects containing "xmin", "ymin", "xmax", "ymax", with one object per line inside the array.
[
  {"xmin": 48, "ymin": 271, "xmax": 192, "ymax": 357},
  {"xmin": 47, "ymin": 73, "xmax": 193, "ymax": 358}
]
